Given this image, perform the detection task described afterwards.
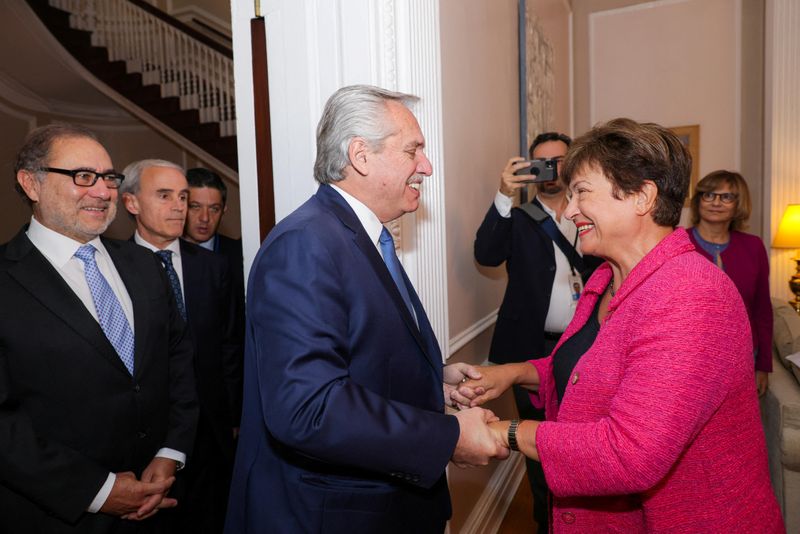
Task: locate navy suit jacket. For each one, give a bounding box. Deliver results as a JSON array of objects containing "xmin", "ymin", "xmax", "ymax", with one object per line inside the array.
[
  {"xmin": 475, "ymin": 199, "xmax": 602, "ymax": 363},
  {"xmin": 225, "ymin": 184, "xmax": 460, "ymax": 533},
  {"xmin": 179, "ymin": 239, "xmax": 243, "ymax": 451},
  {"xmin": 0, "ymin": 229, "xmax": 198, "ymax": 534}
]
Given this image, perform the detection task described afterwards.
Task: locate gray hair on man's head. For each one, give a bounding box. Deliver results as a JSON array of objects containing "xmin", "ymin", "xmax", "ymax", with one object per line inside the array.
[
  {"xmin": 313, "ymin": 85, "xmax": 420, "ymax": 185},
  {"xmin": 120, "ymin": 159, "xmax": 185, "ymax": 195}
]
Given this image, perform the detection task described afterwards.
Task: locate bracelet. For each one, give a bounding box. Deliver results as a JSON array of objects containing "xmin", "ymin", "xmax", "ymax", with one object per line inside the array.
[{"xmin": 508, "ymin": 419, "xmax": 520, "ymax": 452}]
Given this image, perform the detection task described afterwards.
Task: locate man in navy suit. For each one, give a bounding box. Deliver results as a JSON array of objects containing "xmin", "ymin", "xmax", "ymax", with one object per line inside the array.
[
  {"xmin": 225, "ymin": 85, "xmax": 508, "ymax": 534},
  {"xmin": 183, "ymin": 168, "xmax": 244, "ymax": 297},
  {"xmin": 0, "ymin": 124, "xmax": 198, "ymax": 533},
  {"xmin": 121, "ymin": 160, "xmax": 242, "ymax": 534}
]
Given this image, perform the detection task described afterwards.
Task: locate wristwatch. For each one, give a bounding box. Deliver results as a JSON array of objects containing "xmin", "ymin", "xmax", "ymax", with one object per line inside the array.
[{"xmin": 508, "ymin": 419, "xmax": 520, "ymax": 451}]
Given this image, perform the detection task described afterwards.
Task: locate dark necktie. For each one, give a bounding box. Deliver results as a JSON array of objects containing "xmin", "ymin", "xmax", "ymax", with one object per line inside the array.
[
  {"xmin": 155, "ymin": 249, "xmax": 187, "ymax": 321},
  {"xmin": 74, "ymin": 244, "xmax": 135, "ymax": 374},
  {"xmin": 379, "ymin": 227, "xmax": 417, "ymax": 326}
]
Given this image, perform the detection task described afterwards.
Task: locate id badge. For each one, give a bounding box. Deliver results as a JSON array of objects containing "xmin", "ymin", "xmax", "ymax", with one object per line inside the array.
[{"xmin": 568, "ymin": 273, "xmax": 582, "ymax": 302}]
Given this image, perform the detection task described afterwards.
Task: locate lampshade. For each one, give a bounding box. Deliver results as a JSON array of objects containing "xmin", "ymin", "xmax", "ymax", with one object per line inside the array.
[{"xmin": 774, "ymin": 204, "xmax": 800, "ymax": 248}]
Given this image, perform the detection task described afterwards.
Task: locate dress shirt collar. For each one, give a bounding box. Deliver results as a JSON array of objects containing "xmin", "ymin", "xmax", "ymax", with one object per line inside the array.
[
  {"xmin": 26, "ymin": 216, "xmax": 107, "ymax": 267},
  {"xmin": 134, "ymin": 231, "xmax": 182, "ymax": 257},
  {"xmin": 329, "ymin": 183, "xmax": 384, "ymax": 247},
  {"xmin": 196, "ymin": 235, "xmax": 216, "ymax": 252}
]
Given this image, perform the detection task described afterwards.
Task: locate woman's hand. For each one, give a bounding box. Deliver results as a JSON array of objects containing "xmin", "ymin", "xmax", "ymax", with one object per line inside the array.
[
  {"xmin": 454, "ymin": 362, "xmax": 536, "ymax": 407},
  {"xmin": 756, "ymin": 370, "xmax": 769, "ymax": 397}
]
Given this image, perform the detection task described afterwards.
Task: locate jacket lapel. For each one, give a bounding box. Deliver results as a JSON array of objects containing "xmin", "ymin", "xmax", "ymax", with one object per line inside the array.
[
  {"xmin": 5, "ymin": 231, "xmax": 131, "ymax": 376},
  {"xmin": 316, "ymin": 185, "xmax": 439, "ymax": 371}
]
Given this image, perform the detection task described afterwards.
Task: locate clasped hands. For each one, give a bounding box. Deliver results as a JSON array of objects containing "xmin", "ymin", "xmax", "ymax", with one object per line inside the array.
[
  {"xmin": 444, "ymin": 363, "xmax": 523, "ymax": 468},
  {"xmin": 100, "ymin": 457, "xmax": 178, "ymax": 521}
]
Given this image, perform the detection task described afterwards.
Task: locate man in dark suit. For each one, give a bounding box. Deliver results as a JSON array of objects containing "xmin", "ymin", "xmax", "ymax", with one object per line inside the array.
[
  {"xmin": 120, "ymin": 160, "xmax": 243, "ymax": 534},
  {"xmin": 225, "ymin": 85, "xmax": 508, "ymax": 534},
  {"xmin": 474, "ymin": 132, "xmax": 602, "ymax": 533},
  {"xmin": 0, "ymin": 124, "xmax": 198, "ymax": 533},
  {"xmin": 183, "ymin": 167, "xmax": 245, "ymax": 334}
]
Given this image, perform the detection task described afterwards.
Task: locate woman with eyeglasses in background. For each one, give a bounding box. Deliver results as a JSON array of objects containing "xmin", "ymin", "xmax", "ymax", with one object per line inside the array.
[{"xmin": 689, "ymin": 170, "xmax": 772, "ymax": 396}]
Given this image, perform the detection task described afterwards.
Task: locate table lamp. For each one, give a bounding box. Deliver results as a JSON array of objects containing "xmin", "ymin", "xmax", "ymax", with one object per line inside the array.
[{"xmin": 773, "ymin": 204, "xmax": 800, "ymax": 313}]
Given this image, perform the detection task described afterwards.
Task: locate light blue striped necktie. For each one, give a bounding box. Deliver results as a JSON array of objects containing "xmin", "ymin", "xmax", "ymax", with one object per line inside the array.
[{"xmin": 74, "ymin": 244, "xmax": 135, "ymax": 374}]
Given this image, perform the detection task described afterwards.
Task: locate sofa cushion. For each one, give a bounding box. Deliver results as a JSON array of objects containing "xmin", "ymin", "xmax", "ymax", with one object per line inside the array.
[{"xmin": 772, "ymin": 298, "xmax": 800, "ymax": 370}]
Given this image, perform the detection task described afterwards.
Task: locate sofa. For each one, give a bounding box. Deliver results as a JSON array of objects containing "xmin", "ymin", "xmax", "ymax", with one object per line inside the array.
[{"xmin": 761, "ymin": 298, "xmax": 800, "ymax": 532}]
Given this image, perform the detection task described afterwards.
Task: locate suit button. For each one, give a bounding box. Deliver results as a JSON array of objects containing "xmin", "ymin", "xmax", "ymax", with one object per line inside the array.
[
  {"xmin": 133, "ymin": 384, "xmax": 141, "ymax": 392},
  {"xmin": 137, "ymin": 431, "xmax": 147, "ymax": 439},
  {"xmin": 561, "ymin": 512, "xmax": 575, "ymax": 524},
  {"xmin": 571, "ymin": 373, "xmax": 579, "ymax": 385}
]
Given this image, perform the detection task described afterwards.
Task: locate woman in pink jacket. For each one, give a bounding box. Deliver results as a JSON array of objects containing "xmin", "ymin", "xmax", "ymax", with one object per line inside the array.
[{"xmin": 457, "ymin": 118, "xmax": 783, "ymax": 533}]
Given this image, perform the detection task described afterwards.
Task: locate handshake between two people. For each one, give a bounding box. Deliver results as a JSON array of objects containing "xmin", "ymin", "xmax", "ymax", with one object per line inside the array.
[{"xmin": 444, "ymin": 362, "xmax": 540, "ymax": 468}]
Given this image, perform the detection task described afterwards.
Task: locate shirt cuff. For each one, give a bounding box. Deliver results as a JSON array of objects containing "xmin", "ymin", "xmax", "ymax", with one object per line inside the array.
[
  {"xmin": 494, "ymin": 190, "xmax": 513, "ymax": 218},
  {"xmin": 156, "ymin": 448, "xmax": 187, "ymax": 470},
  {"xmin": 87, "ymin": 472, "xmax": 115, "ymax": 513}
]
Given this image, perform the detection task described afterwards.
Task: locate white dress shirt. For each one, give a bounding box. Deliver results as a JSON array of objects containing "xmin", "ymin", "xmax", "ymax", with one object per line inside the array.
[
  {"xmin": 26, "ymin": 218, "xmax": 185, "ymax": 512},
  {"xmin": 133, "ymin": 232, "xmax": 185, "ymax": 300}
]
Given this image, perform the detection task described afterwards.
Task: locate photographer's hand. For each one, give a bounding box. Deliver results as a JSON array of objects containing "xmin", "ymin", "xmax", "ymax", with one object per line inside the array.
[{"xmin": 499, "ymin": 157, "xmax": 535, "ymax": 197}]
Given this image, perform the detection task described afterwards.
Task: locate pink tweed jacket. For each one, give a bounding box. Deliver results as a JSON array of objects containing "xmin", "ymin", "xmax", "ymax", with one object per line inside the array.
[{"xmin": 529, "ymin": 228, "xmax": 783, "ymax": 533}]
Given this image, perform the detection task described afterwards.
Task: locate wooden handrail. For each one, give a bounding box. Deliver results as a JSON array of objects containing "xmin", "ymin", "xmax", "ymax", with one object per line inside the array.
[{"xmin": 125, "ymin": 0, "xmax": 232, "ymax": 58}]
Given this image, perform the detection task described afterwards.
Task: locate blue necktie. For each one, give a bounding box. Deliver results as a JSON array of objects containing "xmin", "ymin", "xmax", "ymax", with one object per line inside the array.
[
  {"xmin": 155, "ymin": 250, "xmax": 187, "ymax": 321},
  {"xmin": 379, "ymin": 227, "xmax": 417, "ymax": 326},
  {"xmin": 74, "ymin": 245, "xmax": 135, "ymax": 375}
]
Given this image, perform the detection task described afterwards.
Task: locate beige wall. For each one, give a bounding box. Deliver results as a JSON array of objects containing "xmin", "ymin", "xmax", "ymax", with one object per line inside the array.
[
  {"xmin": 440, "ymin": 0, "xmax": 572, "ymax": 529},
  {"xmin": 573, "ymin": 0, "xmax": 765, "ymax": 236}
]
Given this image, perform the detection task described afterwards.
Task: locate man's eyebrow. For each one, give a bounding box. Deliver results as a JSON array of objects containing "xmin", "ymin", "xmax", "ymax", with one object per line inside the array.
[{"xmin": 405, "ymin": 140, "xmax": 425, "ymax": 150}]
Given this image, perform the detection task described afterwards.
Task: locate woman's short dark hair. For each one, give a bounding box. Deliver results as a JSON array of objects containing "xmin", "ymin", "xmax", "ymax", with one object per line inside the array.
[
  {"xmin": 690, "ymin": 170, "xmax": 751, "ymax": 231},
  {"xmin": 528, "ymin": 132, "xmax": 572, "ymax": 158},
  {"xmin": 561, "ymin": 118, "xmax": 691, "ymax": 227}
]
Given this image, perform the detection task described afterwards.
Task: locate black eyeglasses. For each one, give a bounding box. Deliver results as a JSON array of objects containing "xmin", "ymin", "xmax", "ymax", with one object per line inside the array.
[
  {"xmin": 39, "ymin": 167, "xmax": 125, "ymax": 189},
  {"xmin": 700, "ymin": 191, "xmax": 738, "ymax": 204}
]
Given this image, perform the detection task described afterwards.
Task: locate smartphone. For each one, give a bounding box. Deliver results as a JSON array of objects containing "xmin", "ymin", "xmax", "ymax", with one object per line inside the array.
[{"xmin": 513, "ymin": 158, "xmax": 558, "ymax": 183}]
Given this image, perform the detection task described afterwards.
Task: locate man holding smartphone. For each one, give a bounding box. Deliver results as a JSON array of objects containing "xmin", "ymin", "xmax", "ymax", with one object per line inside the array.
[{"xmin": 474, "ymin": 132, "xmax": 602, "ymax": 533}]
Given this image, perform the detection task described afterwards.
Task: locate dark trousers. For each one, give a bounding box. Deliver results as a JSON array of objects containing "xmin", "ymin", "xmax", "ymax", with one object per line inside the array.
[{"xmin": 513, "ymin": 337, "xmax": 557, "ymax": 534}]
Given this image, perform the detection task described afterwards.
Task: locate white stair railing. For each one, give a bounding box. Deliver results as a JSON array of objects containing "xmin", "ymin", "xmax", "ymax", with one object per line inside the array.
[{"xmin": 50, "ymin": 0, "xmax": 236, "ymax": 137}]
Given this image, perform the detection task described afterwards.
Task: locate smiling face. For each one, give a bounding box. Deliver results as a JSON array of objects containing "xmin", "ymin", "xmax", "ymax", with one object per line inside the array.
[
  {"xmin": 351, "ymin": 101, "xmax": 433, "ymax": 223},
  {"xmin": 697, "ymin": 181, "xmax": 737, "ymax": 227},
  {"xmin": 17, "ymin": 136, "xmax": 117, "ymax": 243},
  {"xmin": 123, "ymin": 166, "xmax": 189, "ymax": 248},
  {"xmin": 184, "ymin": 186, "xmax": 225, "ymax": 243},
  {"xmin": 565, "ymin": 164, "xmax": 638, "ymax": 261}
]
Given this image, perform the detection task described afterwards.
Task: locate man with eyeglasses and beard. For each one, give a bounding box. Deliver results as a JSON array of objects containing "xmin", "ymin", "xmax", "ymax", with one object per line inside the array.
[
  {"xmin": 474, "ymin": 132, "xmax": 602, "ymax": 533},
  {"xmin": 0, "ymin": 123, "xmax": 198, "ymax": 534}
]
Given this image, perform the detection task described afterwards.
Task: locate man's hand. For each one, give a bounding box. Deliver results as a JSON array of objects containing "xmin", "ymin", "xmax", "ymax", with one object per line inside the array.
[
  {"xmin": 122, "ymin": 457, "xmax": 178, "ymax": 520},
  {"xmin": 450, "ymin": 362, "xmax": 539, "ymax": 406},
  {"xmin": 99, "ymin": 471, "xmax": 176, "ymax": 518},
  {"xmin": 443, "ymin": 363, "xmax": 482, "ymax": 410},
  {"xmin": 451, "ymin": 407, "xmax": 510, "ymax": 468},
  {"xmin": 499, "ymin": 157, "xmax": 536, "ymax": 197}
]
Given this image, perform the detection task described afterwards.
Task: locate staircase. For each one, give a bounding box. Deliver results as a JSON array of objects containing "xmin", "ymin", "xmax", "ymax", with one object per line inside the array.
[{"xmin": 26, "ymin": 0, "xmax": 238, "ymax": 173}]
